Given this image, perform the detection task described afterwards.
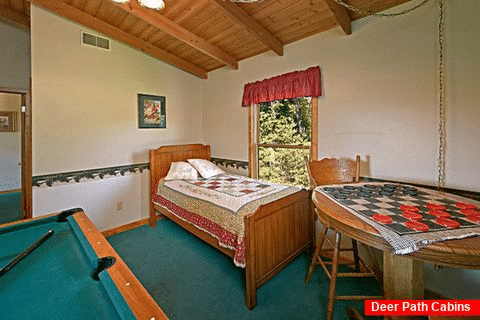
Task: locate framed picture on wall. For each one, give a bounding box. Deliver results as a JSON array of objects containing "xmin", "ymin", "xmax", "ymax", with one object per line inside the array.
[
  {"xmin": 0, "ymin": 111, "xmax": 16, "ymax": 132},
  {"xmin": 137, "ymin": 94, "xmax": 166, "ymax": 129}
]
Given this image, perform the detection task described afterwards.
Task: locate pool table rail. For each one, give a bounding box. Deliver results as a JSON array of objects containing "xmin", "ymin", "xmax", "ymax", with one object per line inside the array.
[
  {"xmin": 0, "ymin": 209, "xmax": 168, "ymax": 320},
  {"xmin": 72, "ymin": 210, "xmax": 168, "ymax": 320}
]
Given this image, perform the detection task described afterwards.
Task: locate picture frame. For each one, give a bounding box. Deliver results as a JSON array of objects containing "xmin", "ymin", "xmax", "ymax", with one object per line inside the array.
[
  {"xmin": 137, "ymin": 94, "xmax": 166, "ymax": 129},
  {"xmin": 0, "ymin": 111, "xmax": 16, "ymax": 132}
]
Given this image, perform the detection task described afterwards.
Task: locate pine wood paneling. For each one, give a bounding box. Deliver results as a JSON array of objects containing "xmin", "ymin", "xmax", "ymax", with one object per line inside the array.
[{"xmin": 10, "ymin": 0, "xmax": 414, "ymax": 76}]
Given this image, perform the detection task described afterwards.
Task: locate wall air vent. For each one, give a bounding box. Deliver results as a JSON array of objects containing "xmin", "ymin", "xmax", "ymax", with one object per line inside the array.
[{"xmin": 81, "ymin": 31, "xmax": 110, "ymax": 51}]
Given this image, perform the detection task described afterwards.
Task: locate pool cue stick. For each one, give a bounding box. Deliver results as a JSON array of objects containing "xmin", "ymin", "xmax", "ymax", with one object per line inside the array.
[{"xmin": 0, "ymin": 229, "xmax": 54, "ymax": 277}]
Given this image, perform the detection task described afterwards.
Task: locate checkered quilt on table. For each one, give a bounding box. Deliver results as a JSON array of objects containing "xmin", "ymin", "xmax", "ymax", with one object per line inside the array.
[{"xmin": 316, "ymin": 182, "xmax": 480, "ymax": 255}]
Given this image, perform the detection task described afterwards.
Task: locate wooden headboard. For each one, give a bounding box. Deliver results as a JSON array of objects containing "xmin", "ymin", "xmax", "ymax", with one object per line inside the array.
[
  {"xmin": 149, "ymin": 143, "xmax": 210, "ymax": 188},
  {"xmin": 149, "ymin": 144, "xmax": 210, "ymax": 226}
]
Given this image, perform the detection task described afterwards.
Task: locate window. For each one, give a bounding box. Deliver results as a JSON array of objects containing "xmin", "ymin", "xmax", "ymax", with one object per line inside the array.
[{"xmin": 249, "ymin": 97, "xmax": 318, "ymax": 188}]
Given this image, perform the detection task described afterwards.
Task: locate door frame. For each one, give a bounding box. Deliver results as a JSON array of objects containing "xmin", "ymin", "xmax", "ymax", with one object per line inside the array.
[{"xmin": 0, "ymin": 87, "xmax": 32, "ymax": 219}]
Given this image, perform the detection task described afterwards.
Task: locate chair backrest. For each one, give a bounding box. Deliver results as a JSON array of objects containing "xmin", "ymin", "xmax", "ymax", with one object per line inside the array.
[{"xmin": 306, "ymin": 155, "xmax": 360, "ymax": 189}]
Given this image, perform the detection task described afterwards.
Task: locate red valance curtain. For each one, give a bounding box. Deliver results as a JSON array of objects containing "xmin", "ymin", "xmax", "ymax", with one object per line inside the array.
[{"xmin": 242, "ymin": 66, "xmax": 321, "ymax": 107}]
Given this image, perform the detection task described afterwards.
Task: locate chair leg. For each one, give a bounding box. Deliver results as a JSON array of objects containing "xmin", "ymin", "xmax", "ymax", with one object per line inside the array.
[
  {"xmin": 326, "ymin": 231, "xmax": 342, "ymax": 320},
  {"xmin": 305, "ymin": 226, "xmax": 329, "ymax": 284},
  {"xmin": 351, "ymin": 238, "xmax": 360, "ymax": 272},
  {"xmin": 346, "ymin": 307, "xmax": 365, "ymax": 320}
]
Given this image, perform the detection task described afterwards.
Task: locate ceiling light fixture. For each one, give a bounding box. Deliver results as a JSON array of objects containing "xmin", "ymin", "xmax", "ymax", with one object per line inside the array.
[{"xmin": 111, "ymin": 0, "xmax": 165, "ymax": 10}]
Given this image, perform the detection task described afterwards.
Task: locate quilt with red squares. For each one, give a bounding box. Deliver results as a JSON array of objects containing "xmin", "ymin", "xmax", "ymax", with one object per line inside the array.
[{"xmin": 153, "ymin": 173, "xmax": 300, "ymax": 267}]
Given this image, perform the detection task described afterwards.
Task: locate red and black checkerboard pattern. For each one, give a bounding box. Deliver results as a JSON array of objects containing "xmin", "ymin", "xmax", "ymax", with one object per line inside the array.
[{"xmin": 321, "ymin": 183, "xmax": 480, "ymax": 236}]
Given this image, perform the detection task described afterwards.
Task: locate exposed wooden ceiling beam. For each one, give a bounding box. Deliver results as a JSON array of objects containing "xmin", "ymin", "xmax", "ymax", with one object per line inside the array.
[
  {"xmin": 325, "ymin": 0, "xmax": 352, "ymax": 35},
  {"xmin": 0, "ymin": 4, "xmax": 30, "ymax": 30},
  {"xmin": 31, "ymin": 0, "xmax": 208, "ymax": 79},
  {"xmin": 210, "ymin": 0, "xmax": 283, "ymax": 56},
  {"xmin": 115, "ymin": 1, "xmax": 238, "ymax": 69}
]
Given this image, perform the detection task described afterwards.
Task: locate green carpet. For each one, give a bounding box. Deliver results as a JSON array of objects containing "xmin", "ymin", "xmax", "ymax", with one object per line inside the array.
[
  {"xmin": 108, "ymin": 218, "xmax": 382, "ymax": 320},
  {"xmin": 0, "ymin": 191, "xmax": 23, "ymax": 225}
]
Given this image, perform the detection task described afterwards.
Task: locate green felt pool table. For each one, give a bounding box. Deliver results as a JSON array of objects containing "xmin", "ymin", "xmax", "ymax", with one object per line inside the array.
[{"xmin": 0, "ymin": 208, "xmax": 167, "ymax": 320}]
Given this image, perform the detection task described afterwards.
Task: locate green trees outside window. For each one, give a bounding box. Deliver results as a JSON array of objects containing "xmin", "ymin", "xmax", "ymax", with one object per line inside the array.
[{"xmin": 258, "ymin": 97, "xmax": 311, "ymax": 188}]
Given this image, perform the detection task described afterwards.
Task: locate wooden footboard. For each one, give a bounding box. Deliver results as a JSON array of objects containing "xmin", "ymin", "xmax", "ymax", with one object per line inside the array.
[
  {"xmin": 149, "ymin": 144, "xmax": 314, "ymax": 309},
  {"xmin": 152, "ymin": 189, "xmax": 313, "ymax": 309},
  {"xmin": 244, "ymin": 188, "xmax": 313, "ymax": 309}
]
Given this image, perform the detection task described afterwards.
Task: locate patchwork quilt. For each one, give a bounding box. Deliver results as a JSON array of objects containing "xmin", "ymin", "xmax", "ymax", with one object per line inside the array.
[{"xmin": 152, "ymin": 173, "xmax": 301, "ymax": 267}]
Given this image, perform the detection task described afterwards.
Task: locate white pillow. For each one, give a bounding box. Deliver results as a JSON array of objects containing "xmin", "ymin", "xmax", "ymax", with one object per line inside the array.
[
  {"xmin": 187, "ymin": 159, "xmax": 224, "ymax": 179},
  {"xmin": 164, "ymin": 162, "xmax": 198, "ymax": 180}
]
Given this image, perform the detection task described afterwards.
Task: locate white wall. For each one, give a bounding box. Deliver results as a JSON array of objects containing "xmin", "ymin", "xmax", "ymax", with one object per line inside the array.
[
  {"xmin": 30, "ymin": 6, "xmax": 204, "ymax": 229},
  {"xmin": 0, "ymin": 21, "xmax": 30, "ymax": 90},
  {"xmin": 204, "ymin": 0, "xmax": 480, "ymax": 193},
  {"xmin": 0, "ymin": 93, "xmax": 22, "ymax": 191},
  {"xmin": 203, "ymin": 0, "xmax": 480, "ymax": 298}
]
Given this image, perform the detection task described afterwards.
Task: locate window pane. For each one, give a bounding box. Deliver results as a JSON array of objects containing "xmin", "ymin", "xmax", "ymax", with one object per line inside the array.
[
  {"xmin": 259, "ymin": 98, "xmax": 311, "ymax": 145},
  {"xmin": 258, "ymin": 147, "xmax": 310, "ymax": 188}
]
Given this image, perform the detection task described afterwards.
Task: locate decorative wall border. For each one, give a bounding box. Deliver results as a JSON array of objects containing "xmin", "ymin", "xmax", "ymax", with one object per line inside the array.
[
  {"xmin": 210, "ymin": 157, "xmax": 249, "ymax": 170},
  {"xmin": 32, "ymin": 159, "xmax": 479, "ymax": 202},
  {"xmin": 32, "ymin": 158, "xmax": 249, "ymax": 187},
  {"xmin": 33, "ymin": 163, "xmax": 149, "ymax": 187}
]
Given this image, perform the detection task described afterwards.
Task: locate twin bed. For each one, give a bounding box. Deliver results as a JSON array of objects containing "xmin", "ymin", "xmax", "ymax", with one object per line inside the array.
[{"xmin": 149, "ymin": 144, "xmax": 313, "ymax": 309}]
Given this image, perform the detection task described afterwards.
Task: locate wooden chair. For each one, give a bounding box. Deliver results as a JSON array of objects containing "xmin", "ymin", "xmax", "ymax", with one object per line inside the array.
[{"xmin": 304, "ymin": 156, "xmax": 381, "ymax": 320}]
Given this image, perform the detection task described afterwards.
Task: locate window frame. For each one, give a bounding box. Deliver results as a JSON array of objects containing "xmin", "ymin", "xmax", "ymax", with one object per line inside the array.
[{"xmin": 248, "ymin": 96, "xmax": 318, "ymax": 179}]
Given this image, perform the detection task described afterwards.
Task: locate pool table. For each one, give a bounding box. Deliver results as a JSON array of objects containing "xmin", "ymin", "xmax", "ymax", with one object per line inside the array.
[{"xmin": 0, "ymin": 208, "xmax": 167, "ymax": 320}]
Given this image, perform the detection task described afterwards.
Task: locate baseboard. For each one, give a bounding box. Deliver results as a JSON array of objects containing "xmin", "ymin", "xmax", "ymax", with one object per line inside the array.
[
  {"xmin": 101, "ymin": 215, "xmax": 165, "ymax": 237},
  {"xmin": 102, "ymin": 218, "xmax": 150, "ymax": 237},
  {"xmin": 0, "ymin": 189, "xmax": 21, "ymax": 195}
]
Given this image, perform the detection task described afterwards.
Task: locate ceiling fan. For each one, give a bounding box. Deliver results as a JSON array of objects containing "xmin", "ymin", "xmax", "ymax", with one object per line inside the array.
[
  {"xmin": 111, "ymin": 0, "xmax": 166, "ymax": 10},
  {"xmin": 111, "ymin": 0, "xmax": 262, "ymax": 11}
]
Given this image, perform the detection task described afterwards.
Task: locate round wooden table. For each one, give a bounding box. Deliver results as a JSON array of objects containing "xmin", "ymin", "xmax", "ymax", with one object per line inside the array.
[{"xmin": 313, "ymin": 189, "xmax": 480, "ymax": 300}]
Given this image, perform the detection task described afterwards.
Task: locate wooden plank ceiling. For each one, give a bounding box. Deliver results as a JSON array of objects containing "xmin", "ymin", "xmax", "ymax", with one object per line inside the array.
[{"xmin": 1, "ymin": 0, "xmax": 414, "ymax": 79}]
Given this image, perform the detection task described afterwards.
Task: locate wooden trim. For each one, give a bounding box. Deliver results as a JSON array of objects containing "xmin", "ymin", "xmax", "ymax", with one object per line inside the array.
[
  {"xmin": 210, "ymin": 0, "xmax": 283, "ymax": 56},
  {"xmin": 311, "ymin": 96, "xmax": 318, "ymax": 161},
  {"xmin": 257, "ymin": 143, "xmax": 310, "ymax": 150},
  {"xmin": 20, "ymin": 93, "xmax": 26, "ymax": 214},
  {"xmin": 248, "ymin": 105, "xmax": 258, "ymax": 178},
  {"xmin": 101, "ymin": 218, "xmax": 150, "ymax": 238},
  {"xmin": 248, "ymin": 106, "xmax": 252, "ymax": 177},
  {"xmin": 115, "ymin": 1, "xmax": 238, "ymax": 69},
  {"xmin": 149, "ymin": 148, "xmax": 157, "ymax": 227},
  {"xmin": 0, "ymin": 189, "xmax": 21, "ymax": 195},
  {"xmin": 325, "ymin": 0, "xmax": 352, "ymax": 35},
  {"xmin": 22, "ymin": 86, "xmax": 32, "ymax": 219},
  {"xmin": 32, "ymin": 0, "xmax": 208, "ymax": 79}
]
